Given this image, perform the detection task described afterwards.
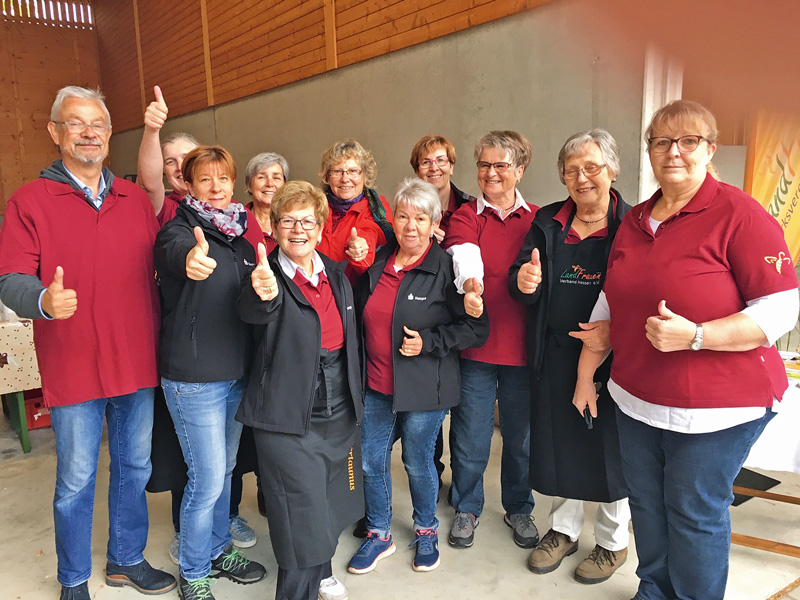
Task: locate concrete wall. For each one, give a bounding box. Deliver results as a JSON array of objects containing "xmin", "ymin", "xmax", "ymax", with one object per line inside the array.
[{"xmin": 110, "ymin": 1, "xmax": 646, "ymax": 209}]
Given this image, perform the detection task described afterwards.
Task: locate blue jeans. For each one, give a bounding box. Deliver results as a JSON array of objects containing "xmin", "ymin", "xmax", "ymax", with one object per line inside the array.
[
  {"xmin": 616, "ymin": 407, "xmax": 775, "ymax": 600},
  {"xmin": 449, "ymin": 358, "xmax": 533, "ymax": 516},
  {"xmin": 49, "ymin": 387, "xmax": 154, "ymax": 587},
  {"xmin": 362, "ymin": 388, "xmax": 447, "ymax": 536},
  {"xmin": 162, "ymin": 377, "xmax": 245, "ymax": 580}
]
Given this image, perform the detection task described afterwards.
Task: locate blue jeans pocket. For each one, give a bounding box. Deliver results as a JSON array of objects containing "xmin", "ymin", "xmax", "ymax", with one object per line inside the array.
[{"xmin": 175, "ymin": 382, "xmax": 209, "ymax": 395}]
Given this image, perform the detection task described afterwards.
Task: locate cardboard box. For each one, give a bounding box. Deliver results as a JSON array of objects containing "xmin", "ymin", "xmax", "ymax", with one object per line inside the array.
[{"xmin": 24, "ymin": 392, "xmax": 50, "ymax": 430}]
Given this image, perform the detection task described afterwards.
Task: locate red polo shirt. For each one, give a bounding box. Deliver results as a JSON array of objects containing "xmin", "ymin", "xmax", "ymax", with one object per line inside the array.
[
  {"xmin": 0, "ymin": 177, "xmax": 161, "ymax": 406},
  {"xmin": 605, "ymin": 174, "xmax": 798, "ymax": 408},
  {"xmin": 293, "ymin": 271, "xmax": 343, "ymax": 351},
  {"xmin": 553, "ymin": 195, "xmax": 617, "ymax": 244},
  {"xmin": 445, "ymin": 200, "xmax": 536, "ymax": 366}
]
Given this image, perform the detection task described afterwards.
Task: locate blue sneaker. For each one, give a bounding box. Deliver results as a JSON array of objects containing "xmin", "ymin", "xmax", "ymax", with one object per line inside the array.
[
  {"xmin": 410, "ymin": 528, "xmax": 440, "ymax": 572},
  {"xmin": 347, "ymin": 531, "xmax": 396, "ymax": 574}
]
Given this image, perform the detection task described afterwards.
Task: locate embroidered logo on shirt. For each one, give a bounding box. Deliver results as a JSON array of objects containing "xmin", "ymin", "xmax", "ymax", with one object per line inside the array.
[
  {"xmin": 244, "ymin": 259, "xmax": 255, "ymax": 266},
  {"xmin": 559, "ymin": 264, "xmax": 603, "ymax": 286},
  {"xmin": 407, "ymin": 294, "xmax": 427, "ymax": 301},
  {"xmin": 764, "ymin": 252, "xmax": 791, "ymax": 274}
]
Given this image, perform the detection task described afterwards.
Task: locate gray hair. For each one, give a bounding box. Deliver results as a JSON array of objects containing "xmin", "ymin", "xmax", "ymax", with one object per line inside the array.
[
  {"xmin": 474, "ymin": 130, "xmax": 532, "ymax": 168},
  {"xmin": 161, "ymin": 132, "xmax": 200, "ymax": 152},
  {"xmin": 51, "ymin": 86, "xmax": 111, "ymax": 125},
  {"xmin": 557, "ymin": 129, "xmax": 620, "ymax": 184},
  {"xmin": 245, "ymin": 152, "xmax": 289, "ymax": 188},
  {"xmin": 393, "ymin": 178, "xmax": 442, "ymax": 223}
]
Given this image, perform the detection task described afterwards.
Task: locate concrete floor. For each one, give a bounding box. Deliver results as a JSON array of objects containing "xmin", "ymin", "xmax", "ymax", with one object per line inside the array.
[{"xmin": 2, "ymin": 414, "xmax": 799, "ymax": 600}]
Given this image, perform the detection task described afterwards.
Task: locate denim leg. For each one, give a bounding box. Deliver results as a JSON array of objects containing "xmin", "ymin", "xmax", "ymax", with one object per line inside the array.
[
  {"xmin": 399, "ymin": 409, "xmax": 447, "ymax": 531},
  {"xmin": 496, "ymin": 365, "xmax": 533, "ymax": 515},
  {"xmin": 105, "ymin": 387, "xmax": 155, "ymax": 567},
  {"xmin": 449, "ymin": 358, "xmax": 497, "ymax": 516},
  {"xmin": 50, "ymin": 399, "xmax": 106, "ymax": 587},
  {"xmin": 361, "ymin": 389, "xmax": 397, "ymax": 537},
  {"xmin": 211, "ymin": 378, "xmax": 246, "ymax": 559},
  {"xmin": 163, "ymin": 377, "xmax": 241, "ymax": 580}
]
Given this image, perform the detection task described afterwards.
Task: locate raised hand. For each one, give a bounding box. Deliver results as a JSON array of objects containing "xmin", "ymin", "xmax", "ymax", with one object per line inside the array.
[
  {"xmin": 399, "ymin": 325, "xmax": 422, "ymax": 357},
  {"xmin": 432, "ymin": 225, "xmax": 446, "ymax": 243},
  {"xmin": 645, "ymin": 300, "xmax": 696, "ymax": 352},
  {"xmin": 185, "ymin": 226, "xmax": 217, "ymax": 280},
  {"xmin": 464, "ymin": 277, "xmax": 484, "ymax": 318},
  {"xmin": 568, "ymin": 320, "xmax": 610, "ymax": 352},
  {"xmin": 41, "ymin": 266, "xmax": 77, "ymax": 319},
  {"xmin": 251, "ymin": 242, "xmax": 278, "ymax": 301},
  {"xmin": 345, "ymin": 227, "xmax": 369, "ymax": 262},
  {"xmin": 517, "ymin": 248, "xmax": 542, "ymax": 294},
  {"xmin": 144, "ymin": 85, "xmax": 168, "ymax": 131}
]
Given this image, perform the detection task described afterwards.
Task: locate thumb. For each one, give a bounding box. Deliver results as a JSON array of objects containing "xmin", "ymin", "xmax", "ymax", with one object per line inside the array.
[
  {"xmin": 154, "ymin": 85, "xmax": 165, "ymax": 105},
  {"xmin": 658, "ymin": 299, "xmax": 675, "ymax": 318},
  {"xmin": 350, "ymin": 227, "xmax": 358, "ymax": 241},
  {"xmin": 474, "ymin": 281, "xmax": 483, "ymax": 296},
  {"xmin": 403, "ymin": 325, "xmax": 417, "ymax": 337},
  {"xmin": 530, "ymin": 247, "xmax": 541, "ymax": 266},
  {"xmin": 194, "ymin": 226, "xmax": 209, "ymax": 254},
  {"xmin": 51, "ymin": 266, "xmax": 65, "ymax": 290},
  {"xmin": 257, "ymin": 242, "xmax": 269, "ymax": 266}
]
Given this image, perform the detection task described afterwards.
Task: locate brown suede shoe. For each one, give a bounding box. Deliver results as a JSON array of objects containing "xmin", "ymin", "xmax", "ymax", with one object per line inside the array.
[
  {"xmin": 527, "ymin": 529, "xmax": 578, "ymax": 574},
  {"xmin": 573, "ymin": 545, "xmax": 628, "ymax": 584}
]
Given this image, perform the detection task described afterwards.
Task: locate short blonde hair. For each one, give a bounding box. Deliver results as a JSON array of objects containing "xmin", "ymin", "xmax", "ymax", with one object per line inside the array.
[
  {"xmin": 270, "ymin": 180, "xmax": 329, "ymax": 227},
  {"xmin": 645, "ymin": 100, "xmax": 719, "ymax": 146},
  {"xmin": 182, "ymin": 146, "xmax": 237, "ymax": 184},
  {"xmin": 319, "ymin": 138, "xmax": 377, "ymax": 190}
]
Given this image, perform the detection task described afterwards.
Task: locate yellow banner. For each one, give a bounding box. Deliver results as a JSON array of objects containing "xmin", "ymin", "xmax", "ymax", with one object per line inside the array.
[{"xmin": 746, "ymin": 112, "xmax": 800, "ymax": 263}]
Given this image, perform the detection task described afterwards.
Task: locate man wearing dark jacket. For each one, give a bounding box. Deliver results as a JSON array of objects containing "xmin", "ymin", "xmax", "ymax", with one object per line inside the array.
[{"xmin": 0, "ymin": 86, "xmax": 175, "ymax": 600}]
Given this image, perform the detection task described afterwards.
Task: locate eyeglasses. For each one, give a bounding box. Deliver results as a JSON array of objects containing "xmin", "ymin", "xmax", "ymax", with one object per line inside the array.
[
  {"xmin": 277, "ymin": 216, "xmax": 320, "ymax": 230},
  {"xmin": 419, "ymin": 156, "xmax": 450, "ymax": 169},
  {"xmin": 648, "ymin": 135, "xmax": 707, "ymax": 154},
  {"xmin": 328, "ymin": 168, "xmax": 363, "ymax": 179},
  {"xmin": 563, "ymin": 164, "xmax": 607, "ymax": 180},
  {"xmin": 53, "ymin": 121, "xmax": 111, "ymax": 134},
  {"xmin": 476, "ymin": 161, "xmax": 514, "ymax": 173}
]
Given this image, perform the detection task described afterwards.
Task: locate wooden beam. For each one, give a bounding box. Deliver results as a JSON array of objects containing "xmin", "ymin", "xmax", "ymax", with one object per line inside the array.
[
  {"xmin": 733, "ymin": 485, "xmax": 800, "ymax": 506},
  {"xmin": 731, "ymin": 533, "xmax": 800, "ymax": 559},
  {"xmin": 131, "ymin": 0, "xmax": 146, "ymax": 119},
  {"xmin": 323, "ymin": 0, "xmax": 338, "ymax": 70},
  {"xmin": 199, "ymin": 0, "xmax": 216, "ymax": 106}
]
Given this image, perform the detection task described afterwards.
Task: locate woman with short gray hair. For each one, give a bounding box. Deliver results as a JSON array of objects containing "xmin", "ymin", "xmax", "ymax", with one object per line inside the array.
[
  {"xmin": 244, "ymin": 151, "xmax": 289, "ymax": 252},
  {"xmin": 347, "ymin": 178, "xmax": 488, "ymax": 575},
  {"xmin": 509, "ymin": 128, "xmax": 631, "ymax": 584}
]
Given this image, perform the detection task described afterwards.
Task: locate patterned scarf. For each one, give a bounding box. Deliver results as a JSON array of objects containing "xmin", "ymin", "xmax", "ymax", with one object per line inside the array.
[
  {"xmin": 183, "ymin": 195, "xmax": 247, "ymax": 238},
  {"xmin": 326, "ymin": 190, "xmax": 365, "ymax": 217}
]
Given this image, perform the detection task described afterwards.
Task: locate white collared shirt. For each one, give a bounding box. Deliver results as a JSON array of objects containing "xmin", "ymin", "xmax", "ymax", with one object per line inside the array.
[{"xmin": 277, "ymin": 248, "xmax": 326, "ymax": 287}]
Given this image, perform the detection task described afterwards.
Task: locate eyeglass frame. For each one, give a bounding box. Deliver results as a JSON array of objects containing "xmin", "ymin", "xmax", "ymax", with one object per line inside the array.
[
  {"xmin": 476, "ymin": 161, "xmax": 515, "ymax": 173},
  {"xmin": 562, "ymin": 163, "xmax": 608, "ymax": 180},
  {"xmin": 419, "ymin": 156, "xmax": 451, "ymax": 169},
  {"xmin": 327, "ymin": 168, "xmax": 363, "ymax": 180},
  {"xmin": 52, "ymin": 120, "xmax": 112, "ymax": 134},
  {"xmin": 647, "ymin": 135, "xmax": 708, "ymax": 154},
  {"xmin": 276, "ymin": 216, "xmax": 321, "ymax": 230}
]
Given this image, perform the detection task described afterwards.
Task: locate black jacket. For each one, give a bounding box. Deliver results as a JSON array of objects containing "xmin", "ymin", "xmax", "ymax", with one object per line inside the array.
[
  {"xmin": 236, "ymin": 250, "xmax": 363, "ymax": 435},
  {"xmin": 154, "ymin": 203, "xmax": 256, "ymax": 382},
  {"xmin": 507, "ymin": 189, "xmax": 631, "ymax": 375},
  {"xmin": 356, "ymin": 238, "xmax": 489, "ymax": 412}
]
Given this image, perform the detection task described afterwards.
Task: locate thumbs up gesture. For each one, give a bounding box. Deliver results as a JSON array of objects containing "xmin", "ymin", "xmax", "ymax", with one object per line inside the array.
[
  {"xmin": 517, "ymin": 248, "xmax": 542, "ymax": 294},
  {"xmin": 464, "ymin": 277, "xmax": 484, "ymax": 318},
  {"xmin": 345, "ymin": 227, "xmax": 369, "ymax": 262},
  {"xmin": 251, "ymin": 242, "xmax": 279, "ymax": 301},
  {"xmin": 42, "ymin": 266, "xmax": 77, "ymax": 319},
  {"xmin": 185, "ymin": 226, "xmax": 217, "ymax": 280},
  {"xmin": 399, "ymin": 325, "xmax": 422, "ymax": 357},
  {"xmin": 144, "ymin": 85, "xmax": 168, "ymax": 131},
  {"xmin": 645, "ymin": 300, "xmax": 695, "ymax": 352}
]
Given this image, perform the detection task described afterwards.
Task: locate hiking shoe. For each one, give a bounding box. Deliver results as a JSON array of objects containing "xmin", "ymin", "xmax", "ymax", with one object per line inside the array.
[
  {"xmin": 573, "ymin": 545, "xmax": 628, "ymax": 584},
  {"xmin": 527, "ymin": 529, "xmax": 578, "ymax": 574},
  {"xmin": 178, "ymin": 576, "xmax": 215, "ymax": 600},
  {"xmin": 169, "ymin": 532, "xmax": 180, "ymax": 566},
  {"xmin": 60, "ymin": 583, "xmax": 90, "ymax": 600},
  {"xmin": 448, "ymin": 512, "xmax": 478, "ymax": 548},
  {"xmin": 347, "ymin": 532, "xmax": 396, "ymax": 574},
  {"xmin": 210, "ymin": 545, "xmax": 266, "ymax": 584},
  {"xmin": 105, "ymin": 558, "xmax": 177, "ymax": 594},
  {"xmin": 229, "ymin": 515, "xmax": 257, "ymax": 549},
  {"xmin": 318, "ymin": 574, "xmax": 348, "ymax": 600},
  {"xmin": 410, "ymin": 528, "xmax": 440, "ymax": 572},
  {"xmin": 504, "ymin": 513, "xmax": 540, "ymax": 548}
]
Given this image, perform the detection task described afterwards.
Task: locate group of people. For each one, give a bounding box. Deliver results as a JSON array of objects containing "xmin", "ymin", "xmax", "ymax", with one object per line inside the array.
[{"xmin": 0, "ymin": 83, "xmax": 796, "ymax": 600}]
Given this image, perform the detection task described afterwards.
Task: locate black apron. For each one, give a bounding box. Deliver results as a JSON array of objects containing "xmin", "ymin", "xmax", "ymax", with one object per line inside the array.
[{"xmin": 529, "ymin": 216, "xmax": 627, "ymax": 502}]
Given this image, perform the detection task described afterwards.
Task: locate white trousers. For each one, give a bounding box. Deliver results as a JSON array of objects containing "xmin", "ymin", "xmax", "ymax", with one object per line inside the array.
[{"xmin": 549, "ymin": 496, "xmax": 630, "ymax": 551}]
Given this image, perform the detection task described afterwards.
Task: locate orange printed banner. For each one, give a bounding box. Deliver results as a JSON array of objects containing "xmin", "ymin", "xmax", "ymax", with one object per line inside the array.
[{"xmin": 745, "ymin": 112, "xmax": 800, "ymax": 263}]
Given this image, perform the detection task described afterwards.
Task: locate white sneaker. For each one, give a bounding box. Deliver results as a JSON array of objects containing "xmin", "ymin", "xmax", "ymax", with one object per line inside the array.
[
  {"xmin": 169, "ymin": 532, "xmax": 179, "ymax": 565},
  {"xmin": 318, "ymin": 575, "xmax": 348, "ymax": 600}
]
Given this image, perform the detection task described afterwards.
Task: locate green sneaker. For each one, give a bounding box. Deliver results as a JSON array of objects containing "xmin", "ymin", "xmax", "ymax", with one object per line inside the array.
[{"xmin": 210, "ymin": 545, "xmax": 266, "ymax": 584}]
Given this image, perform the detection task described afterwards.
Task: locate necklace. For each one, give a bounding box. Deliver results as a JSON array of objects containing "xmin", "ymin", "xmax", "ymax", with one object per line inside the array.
[{"xmin": 574, "ymin": 212, "xmax": 607, "ymax": 226}]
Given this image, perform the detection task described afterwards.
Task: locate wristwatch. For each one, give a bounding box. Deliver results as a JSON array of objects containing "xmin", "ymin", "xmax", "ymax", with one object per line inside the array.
[{"xmin": 689, "ymin": 323, "xmax": 704, "ymax": 351}]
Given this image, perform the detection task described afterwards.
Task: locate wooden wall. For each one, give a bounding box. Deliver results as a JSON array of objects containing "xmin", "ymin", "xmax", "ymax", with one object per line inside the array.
[
  {"xmin": 94, "ymin": 0, "xmax": 552, "ymax": 132},
  {"xmin": 0, "ymin": 7, "xmax": 100, "ymax": 213}
]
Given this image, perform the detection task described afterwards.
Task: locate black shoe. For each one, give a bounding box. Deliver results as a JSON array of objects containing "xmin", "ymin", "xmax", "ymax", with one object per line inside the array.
[
  {"xmin": 178, "ymin": 575, "xmax": 216, "ymax": 600},
  {"xmin": 105, "ymin": 558, "xmax": 177, "ymax": 595},
  {"xmin": 352, "ymin": 516, "xmax": 368, "ymax": 538},
  {"xmin": 60, "ymin": 583, "xmax": 90, "ymax": 600},
  {"xmin": 210, "ymin": 545, "xmax": 266, "ymax": 584}
]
